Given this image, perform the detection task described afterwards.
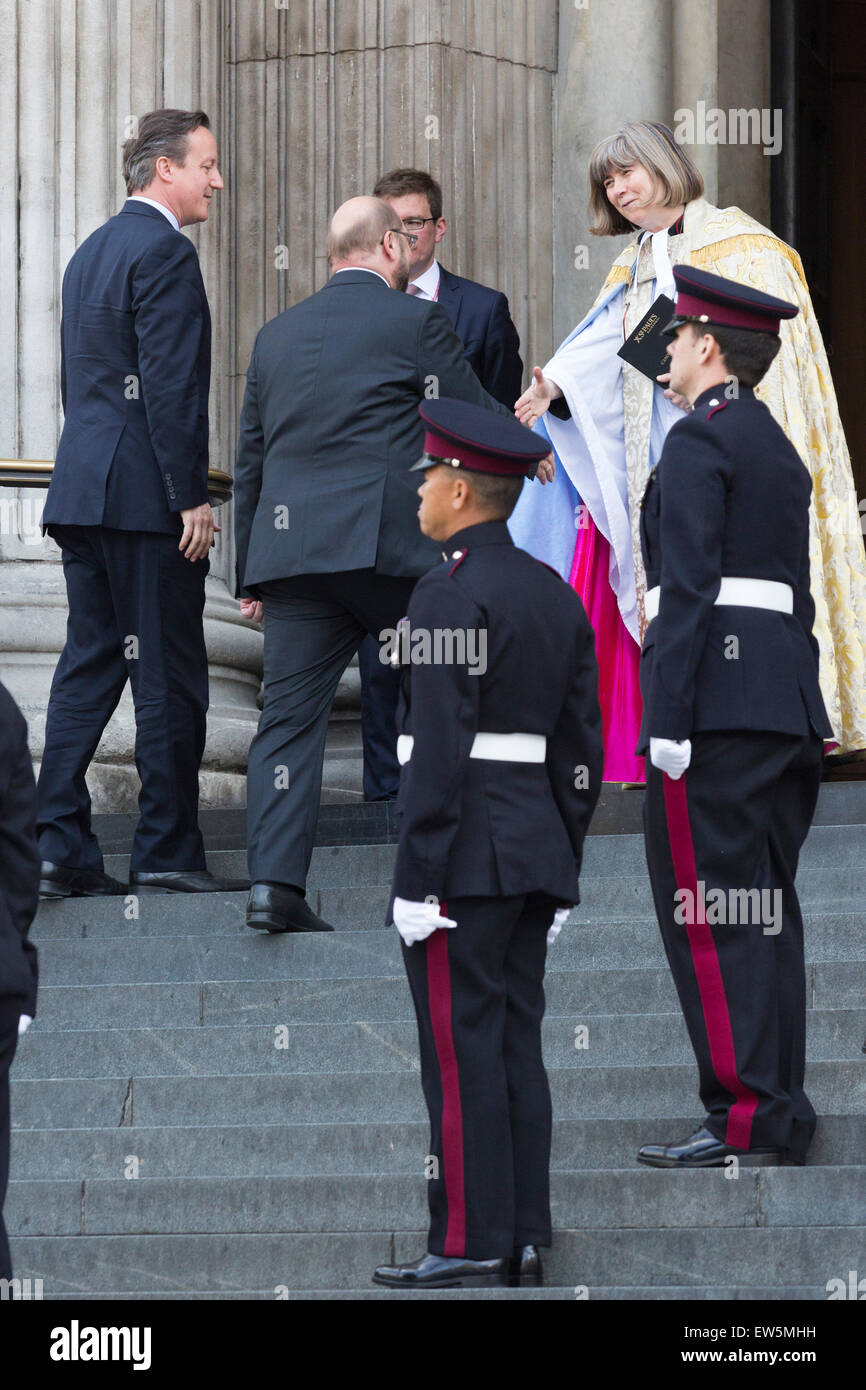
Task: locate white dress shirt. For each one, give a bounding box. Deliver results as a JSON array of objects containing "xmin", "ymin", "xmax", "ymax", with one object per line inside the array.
[
  {"xmin": 333, "ymin": 267, "xmax": 391, "ymax": 288},
  {"xmin": 127, "ymin": 195, "xmax": 180, "ymax": 232},
  {"xmin": 408, "ymin": 259, "xmax": 441, "ymax": 300}
]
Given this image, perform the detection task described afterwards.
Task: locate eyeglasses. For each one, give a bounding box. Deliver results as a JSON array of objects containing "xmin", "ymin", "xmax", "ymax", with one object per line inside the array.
[
  {"xmin": 381, "ymin": 228, "xmax": 419, "ymax": 249},
  {"xmin": 402, "ymin": 216, "xmax": 436, "ymax": 232}
]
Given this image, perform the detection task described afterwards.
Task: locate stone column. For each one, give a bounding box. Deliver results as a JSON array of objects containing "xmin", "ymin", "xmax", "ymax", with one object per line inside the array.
[{"xmin": 0, "ymin": 0, "xmax": 262, "ymax": 811}]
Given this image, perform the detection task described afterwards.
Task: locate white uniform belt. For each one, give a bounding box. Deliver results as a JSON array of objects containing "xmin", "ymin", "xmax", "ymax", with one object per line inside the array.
[
  {"xmin": 644, "ymin": 577, "xmax": 794, "ymax": 624},
  {"xmin": 397, "ymin": 732, "xmax": 547, "ymax": 767}
]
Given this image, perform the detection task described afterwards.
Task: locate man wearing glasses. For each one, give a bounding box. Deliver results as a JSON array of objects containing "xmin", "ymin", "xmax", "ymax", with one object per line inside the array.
[
  {"xmin": 233, "ymin": 197, "xmax": 544, "ymax": 935},
  {"xmin": 358, "ymin": 169, "xmax": 526, "ymax": 803},
  {"xmin": 373, "ymin": 168, "xmax": 524, "ymax": 409}
]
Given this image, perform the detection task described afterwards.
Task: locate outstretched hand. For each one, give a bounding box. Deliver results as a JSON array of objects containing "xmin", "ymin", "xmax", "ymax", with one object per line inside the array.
[{"xmin": 515, "ymin": 367, "xmax": 562, "ymax": 427}]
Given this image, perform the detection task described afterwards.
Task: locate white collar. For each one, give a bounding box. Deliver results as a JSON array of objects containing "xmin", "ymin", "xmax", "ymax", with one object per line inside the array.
[
  {"xmin": 333, "ymin": 267, "xmax": 390, "ymax": 288},
  {"xmin": 409, "ymin": 259, "xmax": 441, "ymax": 299},
  {"xmin": 128, "ymin": 196, "xmax": 180, "ymax": 232}
]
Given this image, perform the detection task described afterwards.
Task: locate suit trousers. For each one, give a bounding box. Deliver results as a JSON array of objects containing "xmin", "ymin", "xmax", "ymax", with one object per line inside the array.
[
  {"xmin": 246, "ymin": 570, "xmax": 415, "ymax": 888},
  {"xmin": 643, "ymin": 729, "xmax": 824, "ymax": 1164},
  {"xmin": 37, "ymin": 526, "xmax": 209, "ymax": 873},
  {"xmin": 402, "ymin": 893, "xmax": 557, "ymax": 1259},
  {"xmin": 358, "ymin": 635, "xmax": 401, "ymax": 800},
  {"xmin": 0, "ymin": 998, "xmax": 20, "ymax": 1279}
]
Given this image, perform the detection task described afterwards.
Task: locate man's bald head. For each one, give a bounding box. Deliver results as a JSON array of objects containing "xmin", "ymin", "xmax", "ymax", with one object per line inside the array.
[{"xmin": 327, "ymin": 196, "xmax": 400, "ymax": 266}]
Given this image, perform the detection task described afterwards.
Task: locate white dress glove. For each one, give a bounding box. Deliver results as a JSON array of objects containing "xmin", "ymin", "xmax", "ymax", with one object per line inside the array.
[
  {"xmin": 18, "ymin": 1014, "xmax": 33, "ymax": 1036},
  {"xmin": 649, "ymin": 737, "xmax": 692, "ymax": 780},
  {"xmin": 547, "ymin": 907, "xmax": 571, "ymax": 946},
  {"xmin": 393, "ymin": 897, "xmax": 458, "ymax": 946}
]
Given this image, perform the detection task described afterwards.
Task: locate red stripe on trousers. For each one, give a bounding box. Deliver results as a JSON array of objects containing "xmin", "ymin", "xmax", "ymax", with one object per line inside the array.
[
  {"xmin": 425, "ymin": 912, "xmax": 466, "ymax": 1256},
  {"xmin": 662, "ymin": 773, "xmax": 760, "ymax": 1149}
]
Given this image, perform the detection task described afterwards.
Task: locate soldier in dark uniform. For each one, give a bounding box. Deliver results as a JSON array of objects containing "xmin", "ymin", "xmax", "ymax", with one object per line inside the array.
[
  {"xmin": 635, "ymin": 266, "xmax": 832, "ymax": 1171},
  {"xmin": 0, "ymin": 681, "xmax": 40, "ymax": 1279},
  {"xmin": 372, "ymin": 399, "xmax": 603, "ymax": 1290}
]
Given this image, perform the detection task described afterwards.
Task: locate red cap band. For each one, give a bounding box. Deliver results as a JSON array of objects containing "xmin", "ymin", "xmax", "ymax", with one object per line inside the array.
[
  {"xmin": 423, "ymin": 428, "xmax": 533, "ymax": 476},
  {"xmin": 675, "ymin": 290, "xmax": 780, "ymax": 335}
]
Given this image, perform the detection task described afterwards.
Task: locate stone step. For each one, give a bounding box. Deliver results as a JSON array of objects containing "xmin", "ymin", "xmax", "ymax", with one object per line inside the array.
[
  {"xmin": 29, "ymin": 959, "xmax": 866, "ymax": 1028},
  {"xmin": 25, "ymin": 1284, "xmax": 835, "ymax": 1300},
  {"xmin": 96, "ymin": 843, "xmax": 401, "ymax": 888},
  {"xmin": 8, "ymin": 1225, "xmax": 865, "ymax": 1292},
  {"xmin": 14, "ymin": 1114, "xmax": 864, "ymax": 1179},
  {"xmin": 33, "ymin": 874, "xmax": 866, "ymax": 946},
  {"xmin": 222, "ymin": 1285, "xmax": 830, "ymax": 1301},
  {"xmin": 93, "ymin": 820, "xmax": 866, "ymax": 887},
  {"xmin": 6, "ymin": 1166, "xmax": 866, "ymax": 1240},
  {"xmin": 11, "ymin": 1061, "xmax": 864, "ymax": 1130},
  {"xmin": 85, "ymin": 780, "xmax": 866, "ymax": 858},
  {"xmin": 27, "ymin": 920, "xmax": 866, "ymax": 987},
  {"xmin": 31, "ymin": 1287, "xmax": 577, "ymax": 1300},
  {"xmin": 11, "ymin": 1009, "xmax": 866, "ymax": 1080}
]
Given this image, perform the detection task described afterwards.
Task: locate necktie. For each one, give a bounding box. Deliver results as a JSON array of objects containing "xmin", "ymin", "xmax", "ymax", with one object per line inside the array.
[{"xmin": 407, "ymin": 283, "xmax": 423, "ymax": 297}]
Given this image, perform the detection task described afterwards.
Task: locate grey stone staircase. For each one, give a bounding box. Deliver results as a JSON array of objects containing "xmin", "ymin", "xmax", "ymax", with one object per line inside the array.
[{"xmin": 6, "ymin": 786, "xmax": 866, "ymax": 1300}]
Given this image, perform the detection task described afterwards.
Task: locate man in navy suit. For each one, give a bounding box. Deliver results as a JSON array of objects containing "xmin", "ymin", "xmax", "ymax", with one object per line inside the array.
[
  {"xmin": 374, "ymin": 169, "xmax": 524, "ymax": 409},
  {"xmin": 37, "ymin": 108, "xmax": 245, "ymax": 899},
  {"xmin": 358, "ymin": 169, "xmax": 526, "ymax": 800}
]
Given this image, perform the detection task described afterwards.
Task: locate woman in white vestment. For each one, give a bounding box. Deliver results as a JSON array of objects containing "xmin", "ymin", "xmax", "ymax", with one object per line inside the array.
[{"xmin": 509, "ymin": 121, "xmax": 866, "ymax": 782}]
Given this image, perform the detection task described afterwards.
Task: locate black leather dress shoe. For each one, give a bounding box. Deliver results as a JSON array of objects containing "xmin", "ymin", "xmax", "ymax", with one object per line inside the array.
[
  {"xmin": 39, "ymin": 862, "xmax": 127, "ymax": 900},
  {"xmin": 509, "ymin": 1244, "xmax": 543, "ymax": 1287},
  {"xmin": 246, "ymin": 882, "xmax": 334, "ymax": 934},
  {"xmin": 129, "ymin": 870, "xmax": 250, "ymax": 894},
  {"xmin": 638, "ymin": 1124, "xmax": 781, "ymax": 1168},
  {"xmin": 372, "ymin": 1252, "xmax": 508, "ymax": 1289}
]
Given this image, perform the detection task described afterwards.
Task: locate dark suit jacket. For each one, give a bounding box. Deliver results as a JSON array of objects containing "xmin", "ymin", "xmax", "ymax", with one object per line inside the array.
[
  {"xmin": 234, "ymin": 269, "xmax": 513, "ymax": 595},
  {"xmin": 0, "ymin": 684, "xmax": 39, "ymax": 1014},
  {"xmin": 637, "ymin": 386, "xmax": 832, "ymax": 752},
  {"xmin": 390, "ymin": 521, "xmax": 603, "ymax": 904},
  {"xmin": 43, "ymin": 199, "xmax": 211, "ymax": 535},
  {"xmin": 437, "ymin": 266, "xmax": 523, "ymax": 409}
]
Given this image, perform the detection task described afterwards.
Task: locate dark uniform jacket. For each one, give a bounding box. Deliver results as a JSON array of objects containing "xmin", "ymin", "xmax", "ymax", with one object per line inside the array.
[
  {"xmin": 437, "ymin": 267, "xmax": 524, "ymax": 410},
  {"xmin": 0, "ymin": 683, "xmax": 39, "ymax": 1014},
  {"xmin": 43, "ymin": 199, "xmax": 211, "ymax": 535},
  {"xmin": 390, "ymin": 521, "xmax": 603, "ymax": 904},
  {"xmin": 637, "ymin": 385, "xmax": 832, "ymax": 752},
  {"xmin": 234, "ymin": 270, "xmax": 515, "ymax": 596}
]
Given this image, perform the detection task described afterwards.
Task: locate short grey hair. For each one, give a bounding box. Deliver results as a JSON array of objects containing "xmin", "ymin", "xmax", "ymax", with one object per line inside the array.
[{"xmin": 122, "ymin": 109, "xmax": 211, "ymax": 195}]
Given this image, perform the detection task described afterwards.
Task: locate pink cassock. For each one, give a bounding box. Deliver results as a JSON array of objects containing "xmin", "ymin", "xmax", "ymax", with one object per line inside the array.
[{"xmin": 569, "ymin": 513, "xmax": 646, "ymax": 784}]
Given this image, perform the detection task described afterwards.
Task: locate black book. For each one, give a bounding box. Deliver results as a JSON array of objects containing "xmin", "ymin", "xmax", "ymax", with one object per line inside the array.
[{"xmin": 617, "ymin": 293, "xmax": 676, "ymax": 382}]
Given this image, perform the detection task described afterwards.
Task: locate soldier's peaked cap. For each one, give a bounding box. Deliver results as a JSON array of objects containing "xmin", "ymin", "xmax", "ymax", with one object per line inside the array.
[
  {"xmin": 410, "ymin": 397, "xmax": 551, "ymax": 477},
  {"xmin": 663, "ymin": 265, "xmax": 799, "ymax": 336}
]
